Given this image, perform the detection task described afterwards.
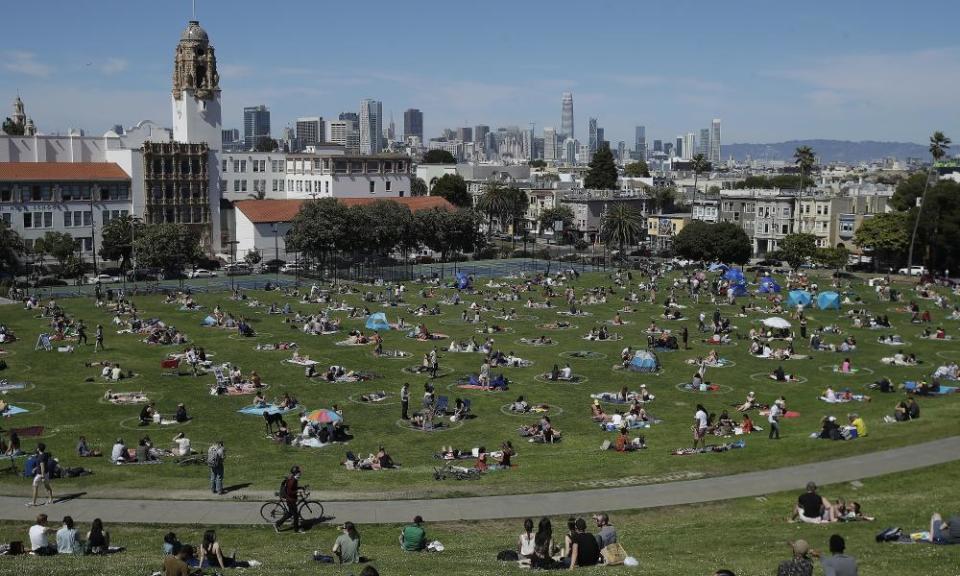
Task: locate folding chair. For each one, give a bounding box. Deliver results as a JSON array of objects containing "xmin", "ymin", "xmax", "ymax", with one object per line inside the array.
[
  {"xmin": 213, "ymin": 366, "xmax": 230, "ymax": 387},
  {"xmin": 160, "ymin": 357, "xmax": 181, "ymax": 376},
  {"xmin": 434, "ymin": 395, "xmax": 449, "ymax": 415}
]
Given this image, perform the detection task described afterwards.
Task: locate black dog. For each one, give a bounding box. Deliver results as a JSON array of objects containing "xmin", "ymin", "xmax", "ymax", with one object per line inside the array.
[{"xmin": 263, "ymin": 411, "xmax": 283, "ymax": 434}]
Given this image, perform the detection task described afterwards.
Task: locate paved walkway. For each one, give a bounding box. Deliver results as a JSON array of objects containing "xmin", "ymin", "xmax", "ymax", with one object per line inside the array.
[{"xmin": 2, "ymin": 437, "xmax": 957, "ymax": 525}]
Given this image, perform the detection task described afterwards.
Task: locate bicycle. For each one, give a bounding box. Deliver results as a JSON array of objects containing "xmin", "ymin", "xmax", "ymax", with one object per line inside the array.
[{"xmin": 260, "ymin": 485, "xmax": 324, "ymax": 524}]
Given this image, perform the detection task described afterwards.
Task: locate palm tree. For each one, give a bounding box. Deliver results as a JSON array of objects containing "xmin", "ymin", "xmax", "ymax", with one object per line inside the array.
[
  {"xmin": 793, "ymin": 146, "xmax": 816, "ymax": 195},
  {"xmin": 503, "ymin": 187, "xmax": 530, "ymax": 246},
  {"xmin": 691, "ymin": 154, "xmax": 708, "ymax": 206},
  {"xmin": 475, "ymin": 183, "xmax": 510, "ymax": 238},
  {"xmin": 907, "ymin": 131, "xmax": 952, "ymax": 270},
  {"xmin": 600, "ymin": 204, "xmax": 645, "ymax": 262},
  {"xmin": 247, "ymin": 190, "xmax": 266, "ymax": 200}
]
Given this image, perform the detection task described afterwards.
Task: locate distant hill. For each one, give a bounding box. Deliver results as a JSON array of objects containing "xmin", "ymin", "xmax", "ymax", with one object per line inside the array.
[{"xmin": 723, "ymin": 140, "xmax": 928, "ymax": 164}]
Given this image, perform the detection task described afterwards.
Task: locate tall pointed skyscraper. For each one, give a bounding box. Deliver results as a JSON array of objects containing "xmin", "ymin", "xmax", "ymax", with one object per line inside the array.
[
  {"xmin": 561, "ymin": 92, "xmax": 574, "ymax": 141},
  {"xmin": 709, "ymin": 118, "xmax": 722, "ymax": 165}
]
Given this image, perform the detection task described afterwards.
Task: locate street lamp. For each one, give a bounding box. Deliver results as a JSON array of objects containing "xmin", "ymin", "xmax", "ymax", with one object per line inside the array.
[
  {"xmin": 224, "ymin": 240, "xmax": 239, "ymax": 290},
  {"xmin": 271, "ymin": 222, "xmax": 280, "ymax": 283}
]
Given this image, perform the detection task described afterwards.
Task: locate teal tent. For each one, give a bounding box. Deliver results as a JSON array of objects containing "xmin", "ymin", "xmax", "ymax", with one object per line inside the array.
[
  {"xmin": 817, "ymin": 291, "xmax": 841, "ymax": 310},
  {"xmin": 365, "ymin": 312, "xmax": 391, "ymax": 331}
]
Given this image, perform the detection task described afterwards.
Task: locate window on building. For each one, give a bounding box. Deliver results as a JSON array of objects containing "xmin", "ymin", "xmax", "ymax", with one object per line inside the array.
[
  {"xmin": 233, "ymin": 160, "xmax": 240, "ymax": 172},
  {"xmin": 222, "ymin": 160, "xmax": 228, "ymax": 172},
  {"xmin": 272, "ymin": 180, "xmax": 278, "ymax": 192},
  {"xmin": 81, "ymin": 237, "xmax": 93, "ymax": 252},
  {"xmin": 241, "ymin": 180, "xmax": 247, "ymax": 192},
  {"xmin": 369, "ymin": 181, "xmax": 376, "ymax": 194},
  {"xmin": 764, "ymin": 224, "xmax": 769, "ymax": 234},
  {"xmin": 64, "ymin": 212, "xmax": 72, "ymax": 227},
  {"xmin": 43, "ymin": 212, "xmax": 52, "ymax": 228},
  {"xmin": 252, "ymin": 161, "xmax": 259, "ymax": 173},
  {"xmin": 240, "ymin": 160, "xmax": 247, "ymax": 172},
  {"xmin": 325, "ymin": 181, "xmax": 329, "ymax": 194},
  {"xmin": 385, "ymin": 181, "xmax": 391, "ymax": 192},
  {"xmin": 31, "ymin": 186, "xmax": 41, "ymax": 201},
  {"xmin": 82, "ymin": 211, "xmax": 91, "ymax": 226},
  {"xmin": 233, "ymin": 180, "xmax": 239, "ymax": 192},
  {"xmin": 280, "ymin": 180, "xmax": 285, "ymax": 192},
  {"xmin": 0, "ymin": 189, "xmax": 10, "ymax": 202},
  {"xmin": 782, "ymin": 224, "xmax": 788, "ymax": 234},
  {"xmin": 1, "ymin": 213, "xmax": 9, "ymax": 225}
]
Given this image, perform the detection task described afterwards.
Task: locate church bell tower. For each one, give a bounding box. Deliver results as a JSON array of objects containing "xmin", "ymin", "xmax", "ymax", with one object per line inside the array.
[{"xmin": 172, "ymin": 20, "xmax": 222, "ymax": 151}]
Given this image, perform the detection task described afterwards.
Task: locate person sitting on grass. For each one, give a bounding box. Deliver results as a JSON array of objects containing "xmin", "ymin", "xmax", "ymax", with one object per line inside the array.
[
  {"xmin": 76, "ymin": 436, "xmax": 101, "ymax": 457},
  {"xmin": 791, "ymin": 482, "xmax": 835, "ymax": 523},
  {"xmin": 399, "ymin": 515, "xmax": 427, "ymax": 551},
  {"xmin": 200, "ymin": 529, "xmax": 252, "ymax": 569},
  {"xmin": 928, "ymin": 512, "xmax": 960, "ymax": 544},
  {"xmin": 495, "ymin": 441, "xmax": 514, "ymax": 468},
  {"xmin": 139, "ymin": 402, "xmax": 157, "ymax": 426},
  {"xmin": 84, "ymin": 518, "xmax": 110, "ymax": 555},
  {"xmin": 591, "ymin": 400, "xmax": 607, "ymax": 422},
  {"xmin": 776, "ymin": 539, "xmax": 813, "ymax": 576},
  {"xmin": 566, "ymin": 517, "xmax": 601, "ymax": 568},
  {"xmin": 333, "ymin": 521, "xmax": 361, "ymax": 564},
  {"xmin": 770, "ymin": 365, "xmax": 798, "ymax": 382},
  {"xmin": 163, "ymin": 544, "xmax": 199, "ymax": 576},
  {"xmin": 29, "ymin": 513, "xmax": 57, "ymax": 555},
  {"xmin": 56, "ymin": 516, "xmax": 81, "ymax": 554},
  {"xmin": 613, "ymin": 427, "xmax": 645, "ymax": 452}
]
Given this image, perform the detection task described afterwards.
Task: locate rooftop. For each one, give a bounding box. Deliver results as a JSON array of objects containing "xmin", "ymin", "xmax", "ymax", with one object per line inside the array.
[
  {"xmin": 0, "ymin": 162, "xmax": 130, "ymax": 182},
  {"xmin": 234, "ymin": 196, "xmax": 454, "ymax": 224}
]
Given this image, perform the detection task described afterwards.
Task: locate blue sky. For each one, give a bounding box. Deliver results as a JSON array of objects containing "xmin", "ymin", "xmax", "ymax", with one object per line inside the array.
[{"xmin": 3, "ymin": 0, "xmax": 959, "ymax": 146}]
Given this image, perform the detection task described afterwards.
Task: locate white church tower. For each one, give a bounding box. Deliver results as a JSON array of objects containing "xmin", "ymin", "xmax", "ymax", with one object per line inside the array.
[
  {"xmin": 170, "ymin": 19, "xmax": 223, "ymax": 252},
  {"xmin": 172, "ymin": 20, "xmax": 222, "ymax": 150}
]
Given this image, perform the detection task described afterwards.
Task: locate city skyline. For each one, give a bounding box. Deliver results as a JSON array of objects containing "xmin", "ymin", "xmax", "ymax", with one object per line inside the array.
[{"xmin": 2, "ymin": 0, "xmax": 959, "ymax": 145}]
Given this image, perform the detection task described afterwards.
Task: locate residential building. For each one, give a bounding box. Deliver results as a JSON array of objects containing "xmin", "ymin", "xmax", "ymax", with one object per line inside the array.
[
  {"xmin": 403, "ymin": 108, "xmax": 423, "ymax": 141},
  {"xmin": 243, "ymin": 105, "xmax": 270, "ymax": 151},
  {"xmin": 359, "ymin": 99, "xmax": 383, "ymax": 155},
  {"xmin": 295, "ymin": 117, "xmax": 324, "ymax": 150},
  {"xmin": 456, "ymin": 127, "xmax": 473, "ymax": 143},
  {"xmin": 646, "ymin": 213, "xmax": 691, "ymax": 251},
  {"xmin": 560, "ymin": 189, "xmax": 649, "ymax": 243},
  {"xmin": 698, "ymin": 128, "xmax": 710, "ymax": 158},
  {"xmin": 283, "ymin": 153, "xmax": 411, "ymax": 200},
  {"xmin": 691, "ymin": 196, "xmax": 720, "ymax": 223},
  {"xmin": 752, "ymin": 192, "xmax": 795, "ymax": 256},
  {"xmin": 718, "ymin": 193, "xmax": 758, "ymax": 240},
  {"xmin": 561, "ymin": 93, "xmax": 574, "ymax": 140},
  {"xmin": 221, "ymin": 151, "xmax": 288, "ymax": 201}
]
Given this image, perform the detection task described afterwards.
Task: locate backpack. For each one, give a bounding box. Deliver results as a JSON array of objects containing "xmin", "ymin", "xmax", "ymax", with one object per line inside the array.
[
  {"xmin": 496, "ymin": 550, "xmax": 519, "ymax": 562},
  {"xmin": 206, "ymin": 446, "xmax": 222, "ymax": 468},
  {"xmin": 279, "ymin": 477, "xmax": 289, "ymax": 497},
  {"xmin": 876, "ymin": 527, "xmax": 902, "ymax": 543}
]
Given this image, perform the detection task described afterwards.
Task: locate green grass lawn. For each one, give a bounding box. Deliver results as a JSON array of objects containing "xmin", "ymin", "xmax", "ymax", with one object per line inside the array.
[
  {"xmin": 0, "ymin": 270, "xmax": 958, "ymax": 499},
  {"xmin": 1, "ymin": 462, "xmax": 957, "ymax": 575}
]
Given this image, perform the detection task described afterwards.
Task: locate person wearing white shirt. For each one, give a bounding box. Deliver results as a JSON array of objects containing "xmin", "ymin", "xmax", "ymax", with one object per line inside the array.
[
  {"xmin": 560, "ymin": 364, "xmax": 573, "ymax": 380},
  {"xmin": 173, "ymin": 433, "xmax": 191, "ymax": 457},
  {"xmin": 693, "ymin": 405, "xmax": 708, "ymax": 449},
  {"xmin": 768, "ymin": 402, "xmax": 782, "ymax": 439},
  {"xmin": 110, "ymin": 438, "xmax": 127, "ymax": 463},
  {"xmin": 29, "ymin": 513, "xmax": 56, "ymax": 555}
]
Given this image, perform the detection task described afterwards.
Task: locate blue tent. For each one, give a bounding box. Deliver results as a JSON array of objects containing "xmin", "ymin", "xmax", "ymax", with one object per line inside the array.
[
  {"xmin": 786, "ymin": 290, "xmax": 812, "ymax": 308},
  {"xmin": 456, "ymin": 272, "xmax": 471, "ymax": 290},
  {"xmin": 817, "ymin": 291, "xmax": 841, "ymax": 310},
  {"xmin": 365, "ymin": 312, "xmax": 391, "ymax": 331},
  {"xmin": 201, "ymin": 315, "xmax": 217, "ymax": 326},
  {"xmin": 708, "ymin": 263, "xmax": 728, "ymax": 272},
  {"xmin": 730, "ymin": 282, "xmax": 749, "ymax": 297},
  {"xmin": 628, "ymin": 350, "xmax": 659, "ymax": 373},
  {"xmin": 758, "ymin": 277, "xmax": 781, "ymax": 294},
  {"xmin": 724, "ymin": 269, "xmax": 744, "ymax": 282}
]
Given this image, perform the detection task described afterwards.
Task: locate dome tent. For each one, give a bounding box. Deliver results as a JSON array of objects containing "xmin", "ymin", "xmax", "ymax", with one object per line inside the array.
[
  {"xmin": 786, "ymin": 290, "xmax": 812, "ymax": 308},
  {"xmin": 456, "ymin": 272, "xmax": 471, "ymax": 290},
  {"xmin": 627, "ymin": 350, "xmax": 660, "ymax": 373},
  {"xmin": 365, "ymin": 312, "xmax": 391, "ymax": 331},
  {"xmin": 816, "ymin": 291, "xmax": 841, "ymax": 310},
  {"xmin": 758, "ymin": 276, "xmax": 781, "ymax": 293}
]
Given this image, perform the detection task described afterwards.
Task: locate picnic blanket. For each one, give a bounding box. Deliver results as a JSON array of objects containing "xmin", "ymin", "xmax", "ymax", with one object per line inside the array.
[
  {"xmin": 0, "ymin": 381, "xmax": 27, "ymax": 391},
  {"xmin": 106, "ymin": 393, "xmax": 150, "ymax": 405},
  {"xmin": 672, "ymin": 440, "xmax": 745, "ymax": 455},
  {"xmin": 759, "ymin": 409, "xmax": 801, "ymax": 418},
  {"xmin": 237, "ymin": 403, "xmax": 298, "ymax": 416},
  {"xmin": 457, "ymin": 384, "xmax": 503, "ymax": 391},
  {"xmin": 601, "ymin": 419, "xmax": 658, "ymax": 431},
  {"xmin": 903, "ymin": 382, "xmax": 958, "ymax": 395},
  {"xmin": 285, "ymin": 358, "xmax": 319, "ymax": 366},
  {"xmin": 215, "ymin": 383, "xmax": 264, "ymax": 396},
  {"xmin": 1, "ymin": 405, "xmax": 29, "ymax": 416},
  {"xmin": 11, "ymin": 426, "xmax": 44, "ymax": 437}
]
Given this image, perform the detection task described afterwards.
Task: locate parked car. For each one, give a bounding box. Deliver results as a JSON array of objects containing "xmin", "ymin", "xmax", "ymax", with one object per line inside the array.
[
  {"xmin": 258, "ymin": 259, "xmax": 286, "ymax": 274},
  {"xmin": 126, "ymin": 268, "xmax": 162, "ymax": 281},
  {"xmin": 280, "ymin": 263, "xmax": 303, "ymax": 274},
  {"xmin": 187, "ymin": 268, "xmax": 217, "ymax": 279},
  {"xmin": 898, "ymin": 266, "xmax": 927, "ymax": 276},
  {"xmin": 224, "ymin": 263, "xmax": 252, "ymax": 276},
  {"xmin": 87, "ymin": 273, "xmax": 121, "ymax": 284}
]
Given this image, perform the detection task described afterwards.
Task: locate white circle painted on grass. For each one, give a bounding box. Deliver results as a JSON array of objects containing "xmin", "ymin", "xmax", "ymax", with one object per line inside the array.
[
  {"xmin": 10, "ymin": 401, "xmax": 46, "ymax": 414},
  {"xmin": 499, "ymin": 403, "xmax": 563, "ymax": 417},
  {"xmin": 119, "ymin": 416, "xmax": 192, "ymax": 431},
  {"xmin": 817, "ymin": 365, "xmax": 875, "ymax": 375},
  {"xmin": 395, "ymin": 418, "xmax": 465, "ymax": 433},
  {"xmin": 749, "ymin": 372, "xmax": 809, "ymax": 384},
  {"xmin": 227, "ymin": 332, "xmax": 274, "ymax": 340},
  {"xmin": 674, "ymin": 382, "xmax": 734, "ymax": 395},
  {"xmin": 559, "ymin": 351, "xmax": 607, "ymax": 360},
  {"xmin": 936, "ymin": 351, "xmax": 960, "ymax": 361},
  {"xmin": 515, "ymin": 338, "xmax": 558, "ymax": 347}
]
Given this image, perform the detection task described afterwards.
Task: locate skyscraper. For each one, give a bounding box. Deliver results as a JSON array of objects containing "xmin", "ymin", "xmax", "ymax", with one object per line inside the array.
[
  {"xmin": 403, "ymin": 108, "xmax": 423, "ymax": 141},
  {"xmin": 684, "ymin": 132, "xmax": 695, "ymax": 161},
  {"xmin": 359, "ymin": 99, "xmax": 382, "ymax": 155},
  {"xmin": 675, "ymin": 136, "xmax": 683, "ymax": 159},
  {"xmin": 474, "ymin": 125, "xmax": 490, "ymax": 147},
  {"xmin": 634, "ymin": 126, "xmax": 646, "ymax": 160},
  {"xmin": 456, "ymin": 127, "xmax": 473, "ymax": 142},
  {"xmin": 563, "ymin": 137, "xmax": 577, "ymax": 165},
  {"xmin": 617, "ymin": 141, "xmax": 627, "ymax": 164},
  {"xmin": 710, "ymin": 118, "xmax": 722, "ymax": 165},
  {"xmin": 588, "ymin": 118, "xmax": 598, "ymax": 153},
  {"xmin": 663, "ymin": 142, "xmax": 673, "ymax": 157},
  {"xmin": 328, "ymin": 120, "xmax": 359, "ymax": 153},
  {"xmin": 596, "ymin": 127, "xmax": 605, "ymax": 150},
  {"xmin": 295, "ymin": 117, "xmax": 323, "ymax": 149},
  {"xmin": 543, "ymin": 127, "xmax": 558, "ymax": 162},
  {"xmin": 561, "ymin": 92, "xmax": 574, "ymax": 140},
  {"xmin": 653, "ymin": 139, "xmax": 663, "ymax": 153},
  {"xmin": 242, "ymin": 105, "xmax": 270, "ymax": 150},
  {"xmin": 698, "ymin": 128, "xmax": 710, "ymax": 158}
]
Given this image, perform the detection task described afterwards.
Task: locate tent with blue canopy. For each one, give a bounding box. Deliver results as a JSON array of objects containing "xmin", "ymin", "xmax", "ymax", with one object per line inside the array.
[
  {"xmin": 758, "ymin": 276, "xmax": 781, "ymax": 293},
  {"xmin": 723, "ymin": 268, "xmax": 744, "ymax": 282},
  {"xmin": 365, "ymin": 312, "xmax": 391, "ymax": 331},
  {"xmin": 730, "ymin": 283, "xmax": 749, "ymax": 297},
  {"xmin": 456, "ymin": 272, "xmax": 471, "ymax": 289},
  {"xmin": 627, "ymin": 350, "xmax": 660, "ymax": 373},
  {"xmin": 708, "ymin": 263, "xmax": 728, "ymax": 272},
  {"xmin": 201, "ymin": 315, "xmax": 217, "ymax": 326},
  {"xmin": 786, "ymin": 290, "xmax": 812, "ymax": 308},
  {"xmin": 816, "ymin": 291, "xmax": 841, "ymax": 310}
]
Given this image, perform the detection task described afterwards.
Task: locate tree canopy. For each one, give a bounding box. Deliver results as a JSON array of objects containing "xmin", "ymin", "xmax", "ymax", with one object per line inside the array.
[
  {"xmin": 0, "ymin": 220, "xmax": 23, "ymax": 275},
  {"xmin": 853, "ymin": 212, "xmax": 909, "ymax": 270},
  {"xmin": 779, "ymin": 233, "xmax": 819, "ymax": 269},
  {"xmin": 600, "ymin": 204, "xmax": 645, "ymax": 254},
  {"xmin": 673, "ymin": 221, "xmax": 752, "ymax": 264},
  {"xmin": 254, "ymin": 137, "xmax": 278, "ymax": 152},
  {"xmin": 430, "ymin": 174, "xmax": 471, "ymax": 207},
  {"xmin": 624, "ymin": 161, "xmax": 651, "ymax": 178},
  {"xmin": 132, "ymin": 223, "xmax": 203, "ymax": 274},
  {"xmin": 35, "ymin": 231, "xmax": 76, "ymax": 271},
  {"xmin": 410, "ymin": 177, "xmax": 428, "ymax": 197},
  {"xmin": 422, "ymin": 149, "xmax": 457, "ymax": 164},
  {"xmin": 584, "ymin": 145, "xmax": 618, "ymax": 190},
  {"xmin": 99, "ymin": 215, "xmax": 135, "ymax": 271}
]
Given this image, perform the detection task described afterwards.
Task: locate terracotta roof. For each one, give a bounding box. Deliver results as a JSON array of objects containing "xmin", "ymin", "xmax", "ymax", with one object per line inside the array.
[
  {"xmin": 0, "ymin": 162, "xmax": 130, "ymax": 182},
  {"xmin": 234, "ymin": 196, "xmax": 454, "ymax": 224}
]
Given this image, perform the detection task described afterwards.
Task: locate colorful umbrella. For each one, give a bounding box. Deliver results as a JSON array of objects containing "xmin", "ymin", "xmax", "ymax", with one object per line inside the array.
[{"xmin": 305, "ymin": 409, "xmax": 342, "ymax": 424}]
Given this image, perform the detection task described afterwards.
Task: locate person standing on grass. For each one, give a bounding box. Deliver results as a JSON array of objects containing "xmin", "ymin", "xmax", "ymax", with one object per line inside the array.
[
  {"xmin": 94, "ymin": 323, "xmax": 104, "ymax": 352},
  {"xmin": 76, "ymin": 320, "xmax": 87, "ymax": 346},
  {"xmin": 207, "ymin": 440, "xmax": 225, "ymax": 495},
  {"xmin": 693, "ymin": 404, "xmax": 708, "ymax": 450},
  {"xmin": 400, "ymin": 382, "xmax": 410, "ymax": 420},
  {"xmin": 768, "ymin": 400, "xmax": 782, "ymax": 440},
  {"xmin": 812, "ymin": 534, "xmax": 858, "ymax": 576},
  {"xmin": 275, "ymin": 465, "xmax": 304, "ymax": 533},
  {"xmin": 681, "ymin": 326, "xmax": 689, "ymax": 350},
  {"xmin": 30, "ymin": 443, "xmax": 54, "ymax": 507}
]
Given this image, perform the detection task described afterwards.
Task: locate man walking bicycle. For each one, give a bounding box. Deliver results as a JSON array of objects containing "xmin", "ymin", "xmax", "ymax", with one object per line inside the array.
[{"xmin": 275, "ymin": 465, "xmax": 305, "ymax": 533}]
